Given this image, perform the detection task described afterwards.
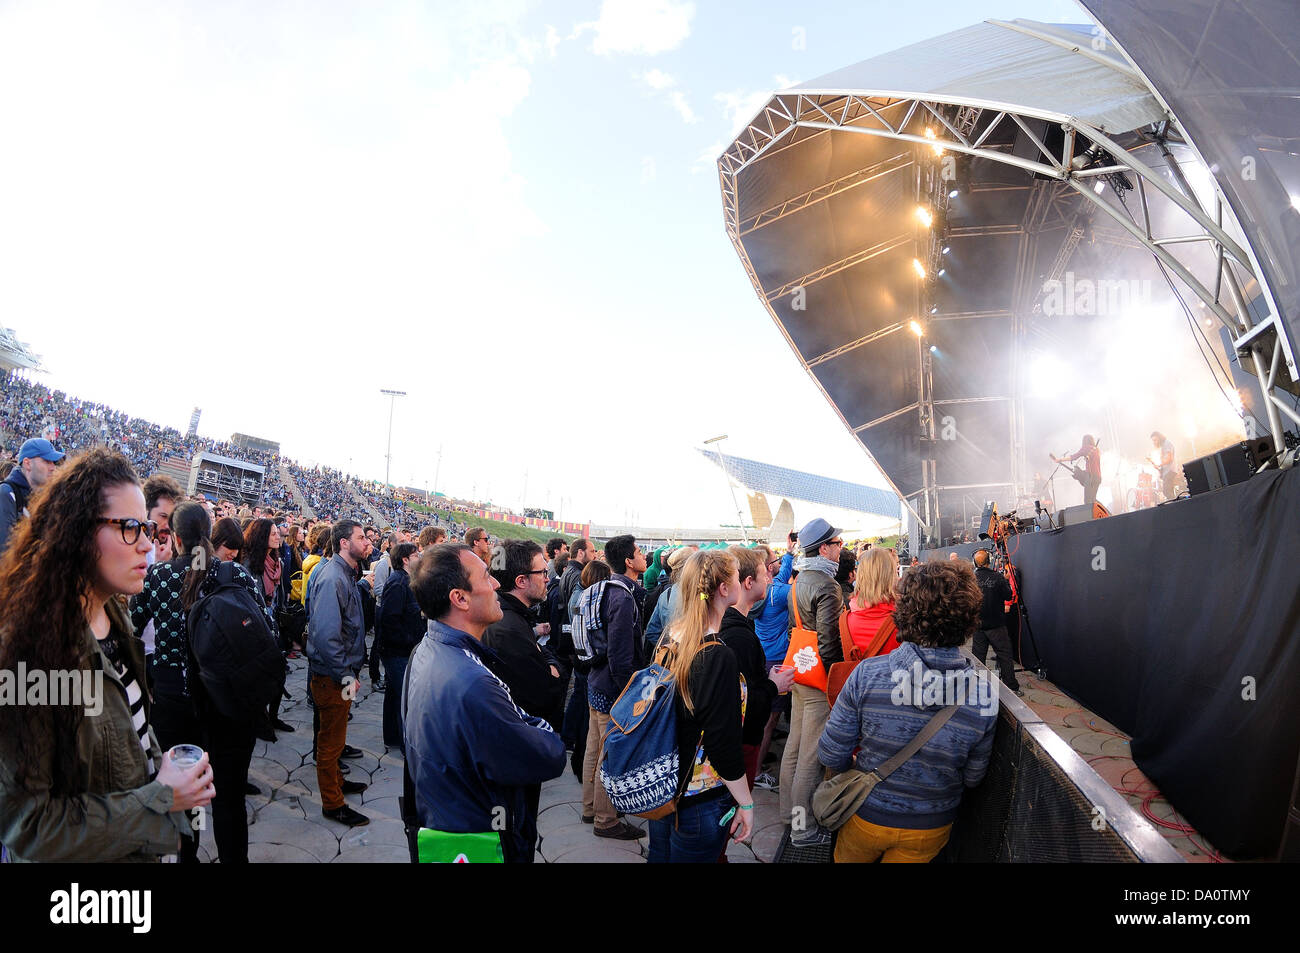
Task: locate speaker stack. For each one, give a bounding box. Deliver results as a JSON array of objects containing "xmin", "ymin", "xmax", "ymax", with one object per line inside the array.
[{"xmin": 1183, "ymin": 438, "xmax": 1274, "ymax": 497}]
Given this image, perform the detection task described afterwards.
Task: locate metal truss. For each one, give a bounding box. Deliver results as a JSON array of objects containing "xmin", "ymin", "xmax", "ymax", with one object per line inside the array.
[{"xmin": 720, "ymin": 86, "xmax": 1300, "ymax": 534}]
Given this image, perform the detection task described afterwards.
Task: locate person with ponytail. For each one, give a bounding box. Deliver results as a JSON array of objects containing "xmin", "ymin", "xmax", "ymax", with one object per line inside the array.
[
  {"xmin": 648, "ymin": 549, "xmax": 755, "ymax": 863},
  {"xmin": 173, "ymin": 501, "xmax": 273, "ymax": 862},
  {"xmin": 0, "ymin": 449, "xmax": 213, "ymax": 862}
]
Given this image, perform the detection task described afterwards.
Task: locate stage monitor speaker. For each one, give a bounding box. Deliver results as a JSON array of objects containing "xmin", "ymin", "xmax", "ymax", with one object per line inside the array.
[
  {"xmin": 1058, "ymin": 503, "xmax": 1095, "ymax": 527},
  {"xmin": 1184, "ymin": 454, "xmax": 1226, "ymax": 497}
]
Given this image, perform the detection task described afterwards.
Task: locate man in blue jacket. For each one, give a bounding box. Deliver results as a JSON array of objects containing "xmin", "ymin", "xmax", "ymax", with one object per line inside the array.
[{"xmin": 404, "ymin": 543, "xmax": 567, "ymax": 862}]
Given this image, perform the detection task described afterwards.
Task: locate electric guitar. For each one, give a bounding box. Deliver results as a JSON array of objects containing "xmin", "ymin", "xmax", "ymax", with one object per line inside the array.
[{"xmin": 1051, "ymin": 452, "xmax": 1093, "ymax": 487}]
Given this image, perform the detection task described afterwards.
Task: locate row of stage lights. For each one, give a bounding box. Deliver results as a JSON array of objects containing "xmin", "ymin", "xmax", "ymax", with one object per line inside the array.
[{"xmin": 914, "ymin": 128, "xmax": 959, "ymax": 356}]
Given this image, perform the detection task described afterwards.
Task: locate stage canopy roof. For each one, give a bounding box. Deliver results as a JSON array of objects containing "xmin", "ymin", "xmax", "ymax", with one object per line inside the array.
[
  {"xmin": 0, "ymin": 327, "xmax": 42, "ymax": 373},
  {"xmin": 719, "ymin": 4, "xmax": 1299, "ymax": 540},
  {"xmin": 698, "ymin": 448, "xmax": 901, "ymax": 519}
]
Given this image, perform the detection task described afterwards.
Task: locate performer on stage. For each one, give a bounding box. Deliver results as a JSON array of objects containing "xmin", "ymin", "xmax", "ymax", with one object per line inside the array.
[
  {"xmin": 1052, "ymin": 434, "xmax": 1102, "ymax": 508},
  {"xmin": 1150, "ymin": 431, "xmax": 1178, "ymax": 501}
]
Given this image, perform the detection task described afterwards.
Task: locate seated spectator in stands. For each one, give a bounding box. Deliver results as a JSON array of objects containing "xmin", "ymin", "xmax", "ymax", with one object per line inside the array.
[
  {"xmin": 404, "ymin": 543, "xmax": 566, "ymax": 862},
  {"xmin": 818, "ymin": 559, "xmax": 996, "ymax": 864},
  {"xmin": 0, "ymin": 449, "xmax": 214, "ymax": 861},
  {"xmin": 844, "ymin": 548, "xmax": 901, "ymax": 658}
]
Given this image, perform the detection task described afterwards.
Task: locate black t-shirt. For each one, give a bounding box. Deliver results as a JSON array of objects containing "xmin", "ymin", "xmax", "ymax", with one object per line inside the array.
[
  {"xmin": 974, "ymin": 566, "xmax": 1013, "ymax": 630},
  {"xmin": 717, "ymin": 607, "xmax": 775, "ymax": 746},
  {"xmin": 672, "ymin": 636, "xmax": 745, "ymax": 798}
]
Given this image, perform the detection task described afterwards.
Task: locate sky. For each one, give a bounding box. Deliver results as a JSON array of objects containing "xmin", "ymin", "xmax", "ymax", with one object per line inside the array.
[{"xmin": 0, "ymin": 0, "xmax": 1090, "ymax": 529}]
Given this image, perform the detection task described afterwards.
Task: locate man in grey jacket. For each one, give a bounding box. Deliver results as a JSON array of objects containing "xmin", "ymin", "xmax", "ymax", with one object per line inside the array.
[
  {"xmin": 307, "ymin": 519, "xmax": 372, "ymax": 827},
  {"xmin": 780, "ymin": 517, "xmax": 845, "ymax": 848}
]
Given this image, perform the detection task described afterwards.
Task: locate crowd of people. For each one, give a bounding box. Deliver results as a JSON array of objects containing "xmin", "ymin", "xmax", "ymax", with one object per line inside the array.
[
  {"xmin": 3, "ymin": 376, "xmax": 520, "ymax": 538},
  {"xmin": 0, "ymin": 371, "xmax": 1018, "ymax": 865}
]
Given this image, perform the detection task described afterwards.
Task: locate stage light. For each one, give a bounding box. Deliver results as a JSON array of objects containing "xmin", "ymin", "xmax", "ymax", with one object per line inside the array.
[
  {"xmin": 915, "ymin": 206, "xmax": 933, "ymax": 228},
  {"xmin": 911, "ymin": 258, "xmax": 926, "ymax": 279},
  {"xmin": 937, "ymin": 267, "xmax": 946, "ymax": 277},
  {"xmin": 949, "ymin": 188, "xmax": 959, "ymax": 199},
  {"xmin": 1292, "ymin": 195, "xmax": 1300, "ymax": 211},
  {"xmin": 924, "ymin": 127, "xmax": 943, "ymax": 156},
  {"xmin": 941, "ymin": 245, "xmax": 950, "ymax": 255},
  {"xmin": 909, "ymin": 320, "xmax": 924, "ymax": 337},
  {"xmin": 930, "ymin": 305, "xmax": 939, "ymax": 314},
  {"xmin": 1094, "ymin": 180, "xmax": 1106, "ymax": 194},
  {"xmin": 929, "ymin": 345, "xmax": 938, "ymax": 354}
]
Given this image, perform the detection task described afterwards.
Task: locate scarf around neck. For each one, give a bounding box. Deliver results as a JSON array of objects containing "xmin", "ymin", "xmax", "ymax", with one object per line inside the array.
[
  {"xmin": 262, "ymin": 550, "xmax": 282, "ymax": 599},
  {"xmin": 795, "ymin": 554, "xmax": 838, "ymax": 577}
]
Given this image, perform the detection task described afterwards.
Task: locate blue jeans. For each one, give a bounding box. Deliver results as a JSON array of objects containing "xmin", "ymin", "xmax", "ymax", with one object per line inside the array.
[
  {"xmin": 648, "ymin": 793, "xmax": 734, "ymax": 863},
  {"xmin": 380, "ymin": 654, "xmax": 409, "ymax": 749}
]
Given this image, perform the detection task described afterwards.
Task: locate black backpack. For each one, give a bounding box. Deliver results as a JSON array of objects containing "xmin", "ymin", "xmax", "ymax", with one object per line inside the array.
[{"xmin": 187, "ymin": 561, "xmax": 284, "ymax": 727}]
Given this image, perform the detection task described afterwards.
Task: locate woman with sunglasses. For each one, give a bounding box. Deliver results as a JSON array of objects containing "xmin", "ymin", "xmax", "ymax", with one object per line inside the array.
[{"xmin": 0, "ymin": 449, "xmax": 214, "ymax": 862}]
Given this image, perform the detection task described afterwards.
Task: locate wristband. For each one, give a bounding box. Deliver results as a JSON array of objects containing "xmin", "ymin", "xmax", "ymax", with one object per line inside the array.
[{"xmin": 738, "ymin": 803, "xmax": 754, "ymax": 811}]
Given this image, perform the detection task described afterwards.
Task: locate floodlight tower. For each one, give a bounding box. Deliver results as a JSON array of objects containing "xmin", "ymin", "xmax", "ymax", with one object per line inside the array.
[
  {"xmin": 704, "ymin": 434, "xmax": 749, "ymax": 543},
  {"xmin": 380, "ymin": 389, "xmax": 407, "ymax": 488}
]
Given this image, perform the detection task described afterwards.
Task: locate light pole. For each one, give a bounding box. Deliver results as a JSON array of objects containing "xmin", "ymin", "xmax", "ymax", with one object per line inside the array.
[
  {"xmin": 704, "ymin": 434, "xmax": 749, "ymax": 543},
  {"xmin": 380, "ymin": 389, "xmax": 407, "ymax": 489}
]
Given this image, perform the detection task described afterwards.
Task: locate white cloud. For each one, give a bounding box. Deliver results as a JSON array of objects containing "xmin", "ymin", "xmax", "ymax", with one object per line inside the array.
[
  {"xmin": 715, "ymin": 76, "xmax": 797, "ymax": 137},
  {"xmin": 669, "ymin": 91, "xmax": 698, "ymax": 124},
  {"xmin": 544, "ymin": 24, "xmax": 561, "ymax": 57},
  {"xmin": 641, "ymin": 67, "xmax": 676, "ymax": 90},
  {"xmin": 575, "ymin": 0, "xmax": 695, "ymax": 56},
  {"xmin": 691, "ymin": 141, "xmax": 724, "ymax": 174}
]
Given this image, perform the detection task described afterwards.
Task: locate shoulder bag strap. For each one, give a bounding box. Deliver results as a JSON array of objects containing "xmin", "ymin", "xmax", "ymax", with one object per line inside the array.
[
  {"xmin": 789, "ymin": 581, "xmax": 803, "ymax": 630},
  {"xmin": 838, "ymin": 603, "xmax": 855, "ymax": 661},
  {"xmin": 862, "ymin": 614, "xmax": 897, "ymax": 659},
  {"xmin": 872, "ymin": 704, "xmax": 959, "ymax": 782}
]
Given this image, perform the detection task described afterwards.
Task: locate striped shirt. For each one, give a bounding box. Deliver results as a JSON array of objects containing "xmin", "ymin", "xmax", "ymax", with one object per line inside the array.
[{"xmin": 109, "ymin": 654, "xmax": 154, "ymax": 777}]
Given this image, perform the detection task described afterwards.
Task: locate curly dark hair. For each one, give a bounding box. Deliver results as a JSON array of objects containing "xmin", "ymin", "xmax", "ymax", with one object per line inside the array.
[
  {"xmin": 892, "ymin": 559, "xmax": 982, "ymax": 648},
  {"xmin": 0, "ymin": 448, "xmax": 140, "ymax": 792}
]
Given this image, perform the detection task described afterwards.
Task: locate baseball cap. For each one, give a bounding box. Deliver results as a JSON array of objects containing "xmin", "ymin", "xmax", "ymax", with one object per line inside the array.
[
  {"xmin": 18, "ymin": 438, "xmax": 64, "ymax": 464},
  {"xmin": 797, "ymin": 517, "xmax": 841, "ymax": 552}
]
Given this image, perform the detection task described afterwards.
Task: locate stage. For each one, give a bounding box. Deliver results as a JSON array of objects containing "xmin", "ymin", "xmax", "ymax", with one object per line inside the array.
[{"xmin": 923, "ymin": 466, "xmax": 1300, "ymax": 860}]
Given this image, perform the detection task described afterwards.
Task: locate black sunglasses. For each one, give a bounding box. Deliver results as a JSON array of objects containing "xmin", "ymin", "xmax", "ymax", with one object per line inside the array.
[{"xmin": 98, "ymin": 518, "xmax": 159, "ymax": 545}]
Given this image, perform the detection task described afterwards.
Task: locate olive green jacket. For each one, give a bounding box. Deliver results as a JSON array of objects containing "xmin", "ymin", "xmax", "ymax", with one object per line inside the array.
[{"xmin": 0, "ymin": 598, "xmax": 190, "ymax": 862}]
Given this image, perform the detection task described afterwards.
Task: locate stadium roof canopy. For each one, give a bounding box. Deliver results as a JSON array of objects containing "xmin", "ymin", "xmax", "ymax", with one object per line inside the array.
[
  {"xmin": 0, "ymin": 327, "xmax": 43, "ymax": 373},
  {"xmin": 698, "ymin": 448, "xmax": 901, "ymax": 519},
  {"xmin": 718, "ymin": 2, "xmax": 1299, "ymax": 540}
]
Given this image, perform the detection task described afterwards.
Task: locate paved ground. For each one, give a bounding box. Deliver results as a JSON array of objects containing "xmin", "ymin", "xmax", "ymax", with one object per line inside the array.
[{"xmin": 217, "ymin": 643, "xmax": 783, "ymax": 863}]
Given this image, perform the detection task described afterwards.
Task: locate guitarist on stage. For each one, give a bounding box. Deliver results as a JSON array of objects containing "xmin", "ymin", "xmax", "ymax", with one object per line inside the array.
[
  {"xmin": 1149, "ymin": 431, "xmax": 1178, "ymax": 501},
  {"xmin": 1051, "ymin": 434, "xmax": 1102, "ymax": 509}
]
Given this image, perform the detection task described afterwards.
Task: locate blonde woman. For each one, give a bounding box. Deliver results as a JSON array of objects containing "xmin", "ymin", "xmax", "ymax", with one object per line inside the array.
[
  {"xmin": 648, "ymin": 549, "xmax": 754, "ymax": 863},
  {"xmin": 845, "ymin": 547, "xmax": 901, "ymax": 657}
]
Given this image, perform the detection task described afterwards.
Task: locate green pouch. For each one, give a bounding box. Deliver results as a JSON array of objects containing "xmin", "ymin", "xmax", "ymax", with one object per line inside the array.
[{"xmin": 415, "ymin": 828, "xmax": 505, "ymax": 864}]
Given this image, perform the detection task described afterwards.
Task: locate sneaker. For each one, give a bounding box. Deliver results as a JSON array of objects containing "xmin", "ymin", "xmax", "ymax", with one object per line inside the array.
[
  {"xmin": 753, "ymin": 772, "xmax": 779, "ymax": 791},
  {"xmin": 340, "ymin": 762, "xmax": 351, "ymax": 776},
  {"xmin": 341, "ymin": 745, "xmax": 364, "ymax": 760},
  {"xmin": 340, "ymin": 780, "xmax": 368, "ymax": 795},
  {"xmin": 594, "ymin": 821, "xmax": 646, "ymax": 840},
  {"xmin": 322, "ymin": 805, "xmax": 370, "ymax": 827},
  {"xmin": 790, "ymin": 825, "xmax": 832, "ymax": 848}
]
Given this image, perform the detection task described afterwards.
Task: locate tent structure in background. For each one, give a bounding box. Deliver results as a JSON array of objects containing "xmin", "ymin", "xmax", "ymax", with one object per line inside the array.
[{"xmin": 718, "ymin": 5, "xmax": 1299, "ymax": 547}]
